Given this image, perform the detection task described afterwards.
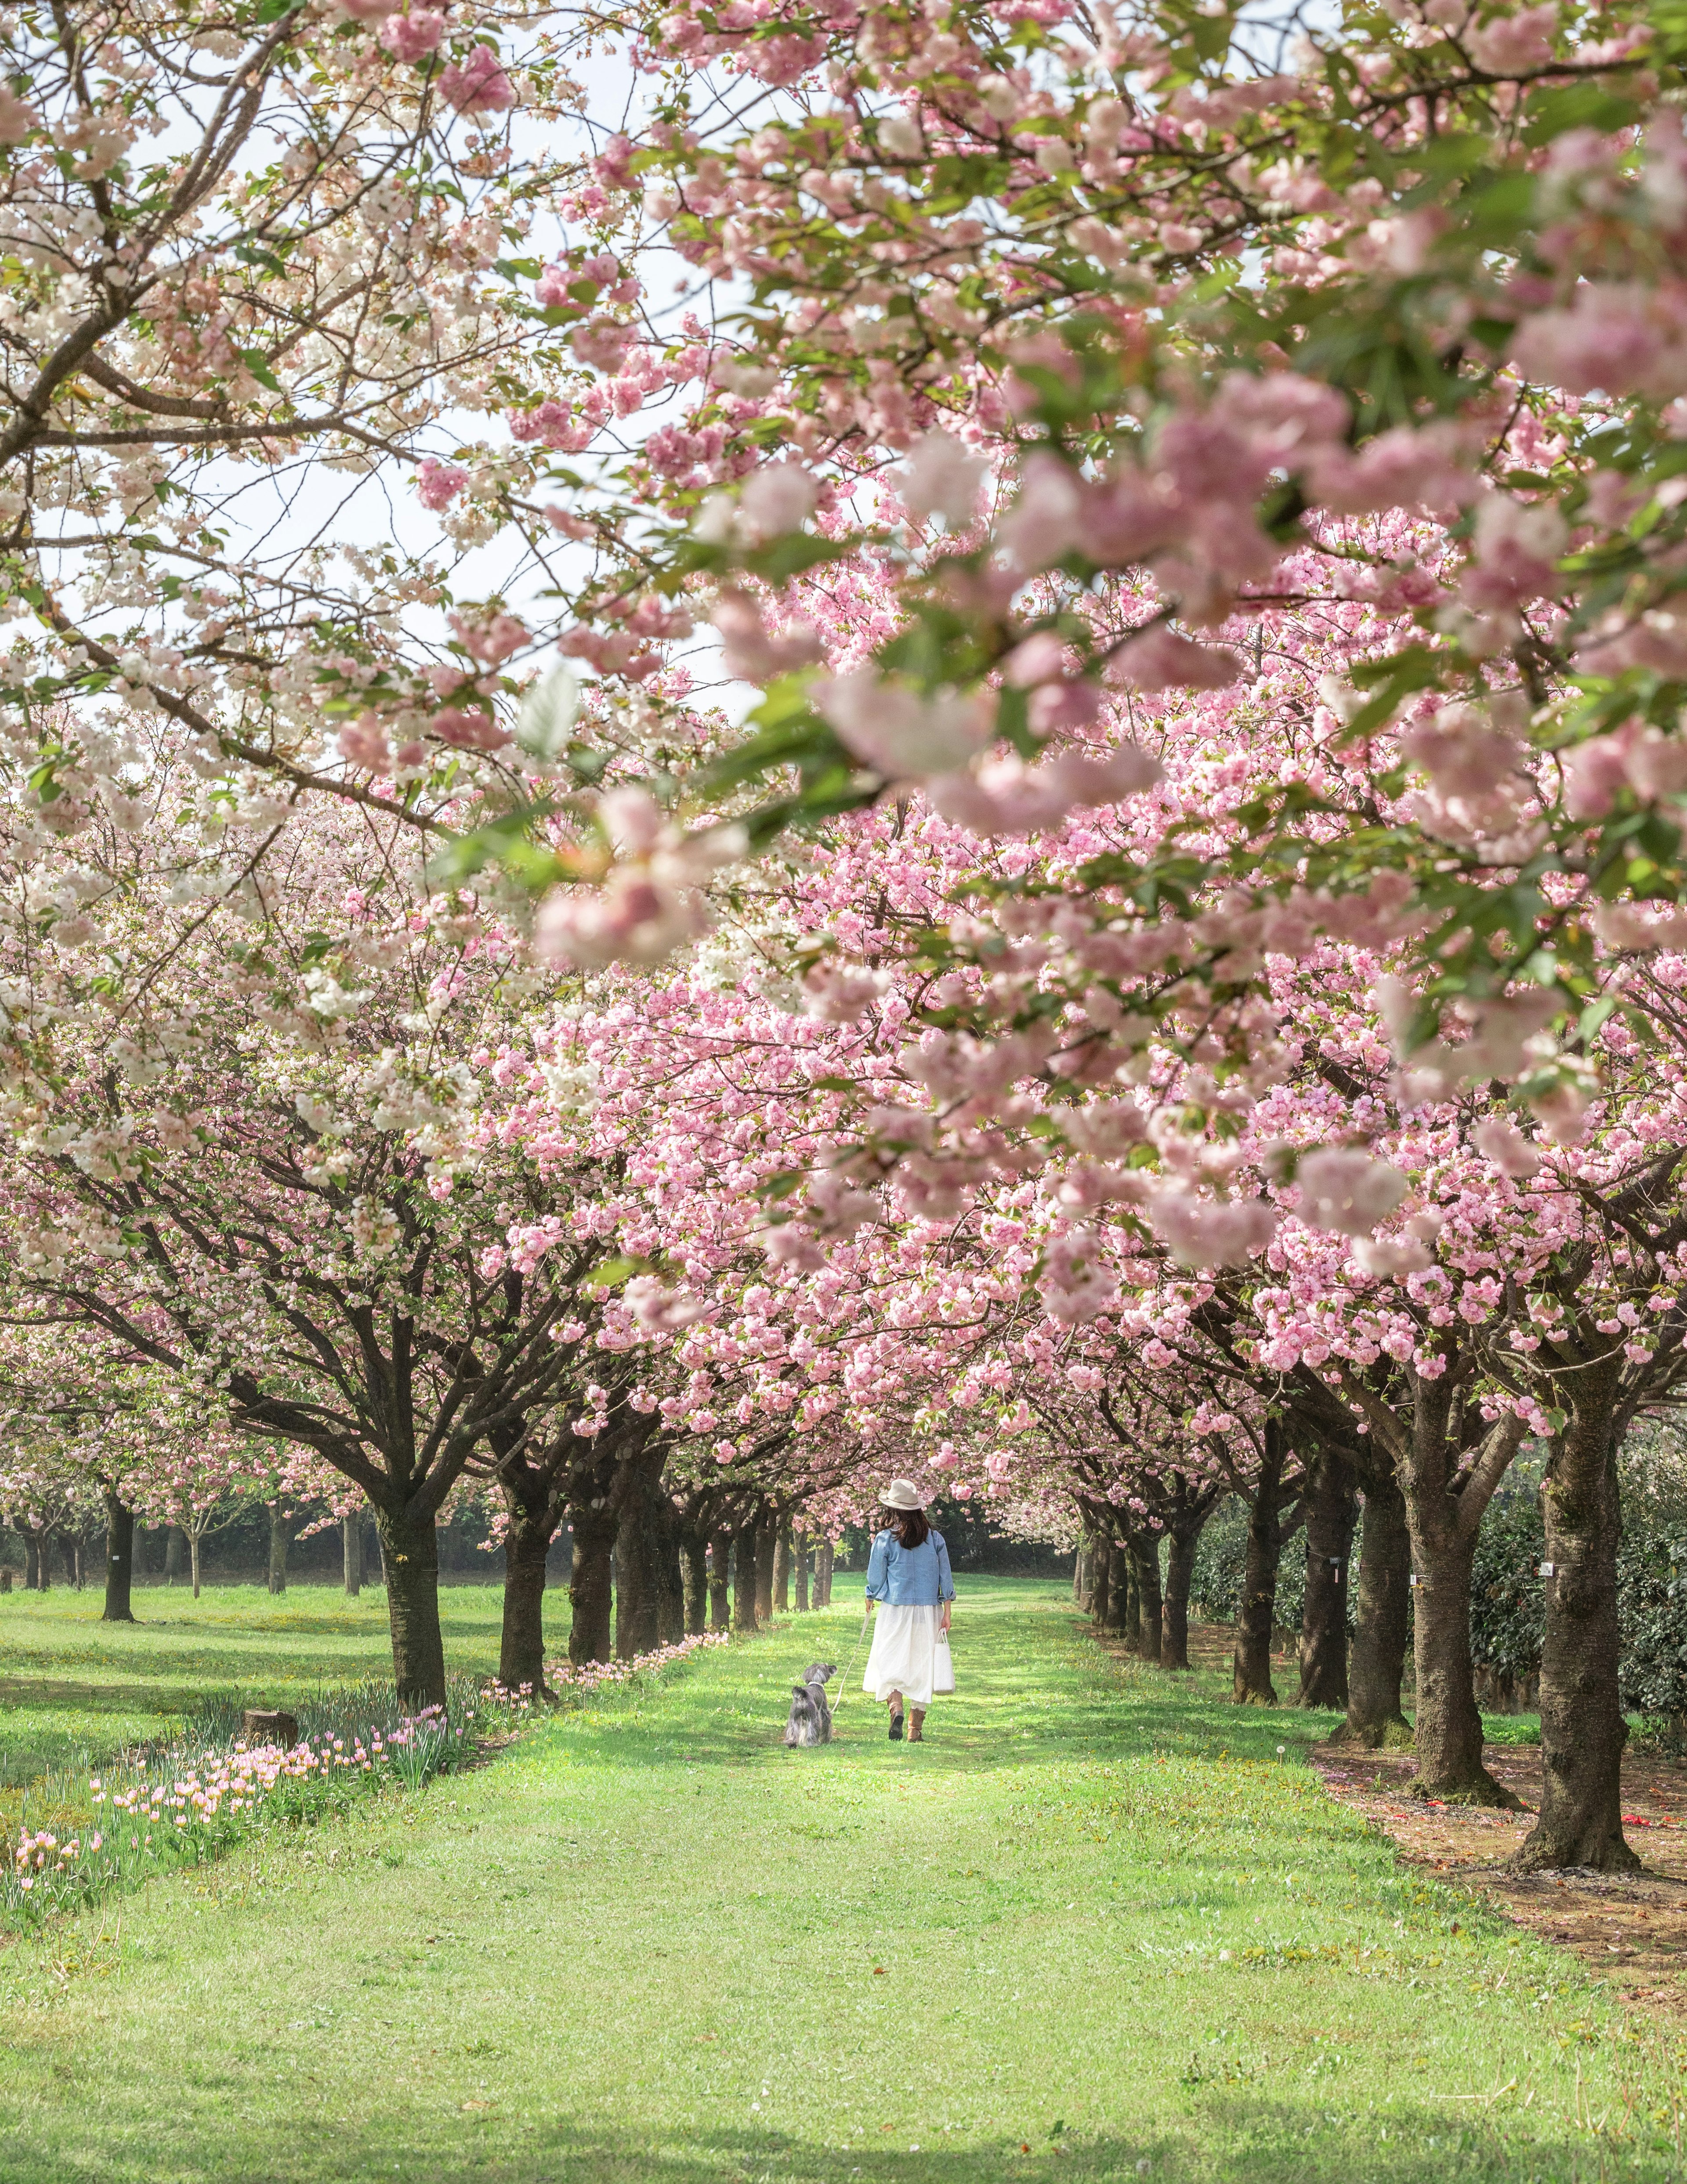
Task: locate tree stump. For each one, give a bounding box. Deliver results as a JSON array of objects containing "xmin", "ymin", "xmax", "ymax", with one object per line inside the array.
[{"xmin": 242, "ymin": 1709, "xmax": 300, "ymax": 1748}]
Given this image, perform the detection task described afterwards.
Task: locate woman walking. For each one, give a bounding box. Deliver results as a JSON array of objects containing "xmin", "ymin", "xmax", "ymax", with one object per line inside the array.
[{"xmin": 862, "ymin": 1478, "xmax": 955, "ymax": 1742}]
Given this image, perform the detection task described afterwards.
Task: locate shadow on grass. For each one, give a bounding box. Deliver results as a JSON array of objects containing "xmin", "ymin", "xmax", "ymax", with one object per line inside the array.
[{"xmin": 66, "ymin": 2105, "xmax": 1656, "ymax": 2184}]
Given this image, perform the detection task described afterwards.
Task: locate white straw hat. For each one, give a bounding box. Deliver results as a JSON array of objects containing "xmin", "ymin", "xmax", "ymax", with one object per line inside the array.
[{"xmin": 880, "ymin": 1476, "xmax": 927, "ymax": 1511}]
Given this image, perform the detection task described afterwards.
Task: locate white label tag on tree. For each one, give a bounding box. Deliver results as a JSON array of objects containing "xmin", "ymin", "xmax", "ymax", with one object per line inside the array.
[{"xmin": 1539, "ymin": 1561, "xmax": 1555, "ymax": 1577}]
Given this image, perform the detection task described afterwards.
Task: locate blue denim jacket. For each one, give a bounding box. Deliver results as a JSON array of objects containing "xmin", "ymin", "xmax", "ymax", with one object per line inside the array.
[{"xmin": 864, "ymin": 1528, "xmax": 954, "ymax": 1606}]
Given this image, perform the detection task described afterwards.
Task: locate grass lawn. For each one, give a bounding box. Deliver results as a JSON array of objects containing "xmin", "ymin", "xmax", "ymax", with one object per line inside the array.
[
  {"xmin": 1, "ymin": 1576, "xmax": 1683, "ymax": 2182},
  {"xmin": 0, "ymin": 1582, "xmax": 503, "ymax": 1787}
]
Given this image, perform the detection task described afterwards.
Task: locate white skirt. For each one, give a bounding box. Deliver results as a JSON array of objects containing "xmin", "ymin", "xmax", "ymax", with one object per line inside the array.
[{"xmin": 863, "ymin": 1604, "xmax": 955, "ymax": 1707}]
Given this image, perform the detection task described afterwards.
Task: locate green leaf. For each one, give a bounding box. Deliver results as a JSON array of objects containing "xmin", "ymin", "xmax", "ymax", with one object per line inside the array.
[
  {"xmin": 513, "ymin": 664, "xmax": 579, "ymax": 762},
  {"xmin": 237, "ymin": 347, "xmax": 283, "ymax": 394}
]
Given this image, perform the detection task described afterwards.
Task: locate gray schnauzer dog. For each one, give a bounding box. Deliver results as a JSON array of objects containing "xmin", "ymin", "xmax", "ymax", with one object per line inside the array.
[{"xmin": 782, "ymin": 1662, "xmax": 838, "ymax": 1747}]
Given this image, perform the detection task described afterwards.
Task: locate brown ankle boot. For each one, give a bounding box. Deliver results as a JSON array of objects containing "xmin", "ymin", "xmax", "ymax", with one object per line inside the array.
[{"xmin": 909, "ymin": 1709, "xmax": 926, "ymax": 1742}]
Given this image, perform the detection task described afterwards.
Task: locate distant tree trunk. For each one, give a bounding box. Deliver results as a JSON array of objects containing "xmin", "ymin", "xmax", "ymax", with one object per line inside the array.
[
  {"xmin": 568, "ymin": 1502, "xmax": 616, "ymax": 1667},
  {"xmin": 1338, "ymin": 1469, "xmax": 1412, "ymax": 1747},
  {"xmin": 374, "ymin": 1505, "xmax": 447, "ymax": 1711},
  {"xmin": 816, "ymin": 1538, "xmax": 834, "ymax": 1609},
  {"xmin": 164, "ymin": 1525, "xmax": 187, "ymax": 1586},
  {"xmin": 1074, "ymin": 1537, "xmax": 1088, "ymax": 1604},
  {"xmin": 1132, "ymin": 1537, "xmax": 1163, "ymax": 1665},
  {"xmin": 32, "ymin": 1523, "xmax": 51, "ymax": 1593},
  {"xmin": 1298, "ymin": 1448, "xmax": 1357, "ymax": 1709},
  {"xmin": 754, "ymin": 1510, "xmax": 777, "ymax": 1621},
  {"xmin": 734, "ymin": 1524, "xmax": 760, "ymax": 1632},
  {"xmin": 794, "ymin": 1530, "xmax": 811, "ymax": 1613},
  {"xmin": 681, "ymin": 1529, "xmax": 708, "ymax": 1637},
  {"xmin": 343, "ymin": 1514, "xmax": 364, "ymax": 1598},
  {"xmin": 1161, "ymin": 1497, "xmax": 1220, "ymax": 1670},
  {"xmin": 267, "ymin": 1506, "xmax": 290, "ymax": 1596},
  {"xmin": 499, "ymin": 1502, "xmax": 553, "ymax": 1697},
  {"xmin": 1234, "ymin": 1427, "xmax": 1292, "ymax": 1705},
  {"xmin": 101, "ymin": 1491, "xmax": 136, "ymax": 1624},
  {"xmin": 23, "ymin": 1531, "xmax": 39, "ymax": 1590},
  {"xmin": 708, "ymin": 1529, "xmax": 732, "ymax": 1632},
  {"xmin": 774, "ymin": 1520, "xmax": 792, "ymax": 1612},
  {"xmin": 1122, "ymin": 1549, "xmax": 1141, "ymax": 1647},
  {"xmin": 1090, "ymin": 1535, "xmax": 1112, "ymax": 1629}
]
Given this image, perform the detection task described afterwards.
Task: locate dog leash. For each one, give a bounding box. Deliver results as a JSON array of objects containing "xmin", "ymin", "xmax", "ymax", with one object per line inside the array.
[{"xmin": 824, "ymin": 1608, "xmax": 874, "ymax": 1725}]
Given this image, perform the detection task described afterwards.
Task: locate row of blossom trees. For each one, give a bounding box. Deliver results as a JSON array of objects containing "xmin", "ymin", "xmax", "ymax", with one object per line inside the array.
[{"xmin": 5, "ymin": 0, "xmax": 1687, "ymax": 1882}]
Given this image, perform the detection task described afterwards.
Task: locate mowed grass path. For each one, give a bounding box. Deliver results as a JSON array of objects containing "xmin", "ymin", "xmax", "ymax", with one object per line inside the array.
[
  {"xmin": 0, "ymin": 1584, "xmax": 503, "ymax": 1786},
  {"xmin": 2, "ymin": 1578, "xmax": 1683, "ymax": 2183}
]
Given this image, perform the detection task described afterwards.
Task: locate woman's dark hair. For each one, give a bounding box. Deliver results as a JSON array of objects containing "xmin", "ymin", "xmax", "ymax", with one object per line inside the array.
[{"xmin": 880, "ymin": 1505, "xmax": 930, "ymax": 1549}]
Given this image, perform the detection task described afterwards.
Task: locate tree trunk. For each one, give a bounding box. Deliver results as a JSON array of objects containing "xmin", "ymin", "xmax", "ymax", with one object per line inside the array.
[
  {"xmin": 1133, "ymin": 1537, "xmax": 1163, "ymax": 1665},
  {"xmin": 1297, "ymin": 1448, "xmax": 1357, "ymax": 1709},
  {"xmin": 190, "ymin": 1533, "xmax": 203, "ymax": 1600},
  {"xmin": 754, "ymin": 1511, "xmax": 777, "ymax": 1622},
  {"xmin": 1122, "ymin": 1546, "xmax": 1141, "ymax": 1647},
  {"xmin": 794, "ymin": 1530, "xmax": 810, "ymax": 1613},
  {"xmin": 817, "ymin": 1538, "xmax": 834, "ymax": 1609},
  {"xmin": 75, "ymin": 1537, "xmax": 85, "ymax": 1591},
  {"xmin": 774, "ymin": 1520, "xmax": 792, "ymax": 1612},
  {"xmin": 267, "ymin": 1506, "xmax": 290, "ymax": 1596},
  {"xmin": 23, "ymin": 1531, "xmax": 38, "ymax": 1590},
  {"xmin": 1074, "ymin": 1537, "xmax": 1088, "ymax": 1605},
  {"xmin": 374, "ymin": 1506, "xmax": 448, "ymax": 1711},
  {"xmin": 1090, "ymin": 1535, "xmax": 1112, "ymax": 1629},
  {"xmin": 1517, "ymin": 1366, "xmax": 1637, "ymax": 1872},
  {"xmin": 499, "ymin": 1503, "xmax": 553, "ymax": 1697},
  {"xmin": 568, "ymin": 1504, "xmax": 616, "ymax": 1667},
  {"xmin": 164, "ymin": 1525, "xmax": 186, "ymax": 1585},
  {"xmin": 1233, "ymin": 1465, "xmax": 1284, "ymax": 1706},
  {"xmin": 1338, "ymin": 1470, "xmax": 1413, "ymax": 1747},
  {"xmin": 1406, "ymin": 1527, "xmax": 1513, "ymax": 1805},
  {"xmin": 101, "ymin": 1491, "xmax": 136, "ymax": 1624},
  {"xmin": 343, "ymin": 1513, "xmax": 364, "ymax": 1598},
  {"xmin": 614, "ymin": 1452, "xmax": 666, "ymax": 1661},
  {"xmin": 1162, "ymin": 1529, "xmax": 1198, "ymax": 1669},
  {"xmin": 33, "ymin": 1524, "xmax": 51, "ymax": 1593},
  {"xmin": 655, "ymin": 1497, "xmax": 686, "ymax": 1647},
  {"xmin": 681, "ymin": 1530, "xmax": 708, "ymax": 1637},
  {"xmin": 733, "ymin": 1525, "xmax": 760, "ymax": 1632},
  {"xmin": 708, "ymin": 1529, "xmax": 732, "ymax": 1632}
]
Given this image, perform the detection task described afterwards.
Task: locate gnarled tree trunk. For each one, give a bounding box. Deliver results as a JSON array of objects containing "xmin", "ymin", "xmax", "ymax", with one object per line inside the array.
[{"xmin": 1297, "ymin": 1448, "xmax": 1357, "ymax": 1709}]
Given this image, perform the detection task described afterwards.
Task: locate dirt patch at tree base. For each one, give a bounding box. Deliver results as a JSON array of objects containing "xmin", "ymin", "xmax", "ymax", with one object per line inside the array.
[{"xmin": 1313, "ymin": 1739, "xmax": 1687, "ymax": 2013}]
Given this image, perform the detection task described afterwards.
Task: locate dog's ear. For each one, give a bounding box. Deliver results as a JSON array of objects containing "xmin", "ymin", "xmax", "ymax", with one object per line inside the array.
[{"xmin": 793, "ymin": 1685, "xmax": 808, "ymax": 1698}]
